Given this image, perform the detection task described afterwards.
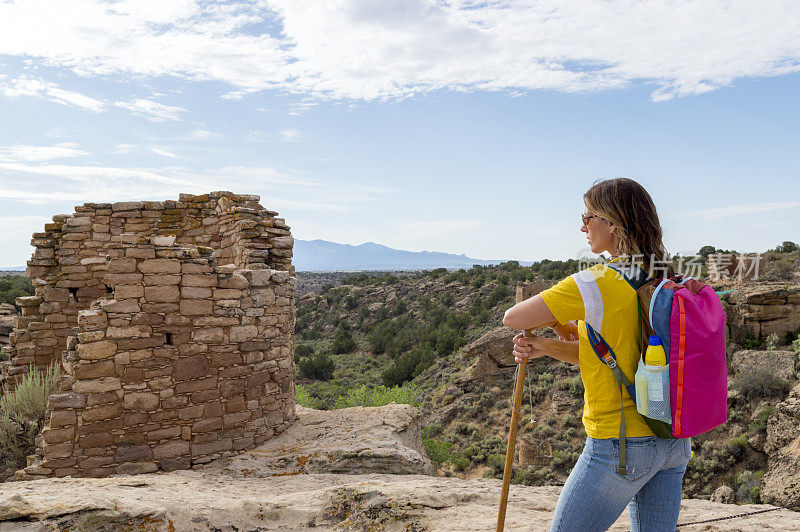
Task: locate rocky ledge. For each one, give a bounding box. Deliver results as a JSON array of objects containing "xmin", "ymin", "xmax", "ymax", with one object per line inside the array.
[
  {"xmin": 3, "ymin": 472, "xmax": 800, "ymax": 531},
  {"xmin": 2, "ymin": 403, "xmax": 800, "ymax": 530}
]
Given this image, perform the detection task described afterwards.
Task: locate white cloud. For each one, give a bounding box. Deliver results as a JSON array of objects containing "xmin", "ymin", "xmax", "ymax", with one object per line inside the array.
[
  {"xmin": 0, "ymin": 76, "xmax": 105, "ymax": 112},
  {"xmin": 672, "ymin": 201, "xmax": 800, "ymax": 221},
  {"xmin": 0, "ymin": 1, "xmax": 797, "ymax": 102},
  {"xmin": 245, "ymin": 130, "xmax": 272, "ymax": 142},
  {"xmin": 188, "ymin": 129, "xmax": 218, "ymax": 141},
  {"xmin": 114, "ymin": 99, "xmax": 186, "ymax": 121},
  {"xmin": 278, "ymin": 128, "xmax": 302, "ymax": 143},
  {"xmin": 111, "ymin": 144, "xmax": 137, "ymax": 154},
  {"xmin": 149, "ymin": 147, "xmax": 178, "ymax": 158},
  {"xmin": 0, "ymin": 161, "xmax": 392, "ymax": 214},
  {"xmin": 0, "ymin": 143, "xmax": 88, "ymax": 162}
]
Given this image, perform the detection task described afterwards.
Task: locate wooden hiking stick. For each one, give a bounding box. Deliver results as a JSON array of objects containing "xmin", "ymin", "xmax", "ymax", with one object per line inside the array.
[{"xmin": 496, "ymin": 317, "xmax": 532, "ymax": 532}]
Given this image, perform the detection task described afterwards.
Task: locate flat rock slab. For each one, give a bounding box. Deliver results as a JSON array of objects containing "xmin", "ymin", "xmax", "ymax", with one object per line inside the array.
[
  {"xmin": 2, "ymin": 472, "xmax": 800, "ymax": 531},
  {"xmin": 214, "ymin": 404, "xmax": 434, "ymax": 477}
]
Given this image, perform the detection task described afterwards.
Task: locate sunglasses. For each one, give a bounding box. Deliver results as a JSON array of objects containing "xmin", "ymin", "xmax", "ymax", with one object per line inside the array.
[{"xmin": 581, "ymin": 213, "xmax": 598, "ymax": 225}]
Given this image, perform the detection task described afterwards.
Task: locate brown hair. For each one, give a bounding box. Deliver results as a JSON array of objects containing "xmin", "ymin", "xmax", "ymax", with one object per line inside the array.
[{"xmin": 584, "ymin": 177, "xmax": 675, "ymax": 277}]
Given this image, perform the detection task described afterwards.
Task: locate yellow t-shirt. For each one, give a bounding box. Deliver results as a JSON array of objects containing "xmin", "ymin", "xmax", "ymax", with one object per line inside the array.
[{"xmin": 539, "ymin": 261, "xmax": 654, "ymax": 439}]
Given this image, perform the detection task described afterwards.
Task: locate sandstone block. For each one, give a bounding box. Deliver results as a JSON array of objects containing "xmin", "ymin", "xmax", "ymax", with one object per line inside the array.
[
  {"xmin": 139, "ymin": 259, "xmax": 181, "ymax": 274},
  {"xmin": 107, "ymin": 257, "xmax": 137, "ymax": 273},
  {"xmin": 105, "ymin": 273, "xmax": 144, "ymax": 285},
  {"xmin": 182, "ymin": 274, "xmax": 217, "ymax": 287},
  {"xmin": 192, "ymin": 417, "xmax": 222, "ymax": 433},
  {"xmin": 115, "ymin": 284, "xmax": 144, "ymax": 299},
  {"xmin": 243, "ymin": 270, "xmax": 271, "ymax": 287},
  {"xmin": 77, "ymin": 330, "xmax": 105, "ymax": 343},
  {"xmin": 49, "ymin": 410, "xmax": 77, "ymax": 428},
  {"xmin": 218, "ymin": 272, "xmax": 249, "ymax": 289},
  {"xmin": 115, "ymin": 445, "xmax": 153, "ymax": 462},
  {"xmin": 193, "ymin": 327, "xmax": 224, "ymax": 343},
  {"xmin": 178, "ymin": 405, "xmax": 205, "ymax": 420},
  {"xmin": 123, "ymin": 392, "xmax": 160, "ymax": 411},
  {"xmin": 180, "ymin": 299, "xmax": 213, "ymax": 316},
  {"xmin": 72, "ymin": 377, "xmax": 122, "ymax": 394},
  {"xmin": 82, "ymin": 402, "xmax": 123, "ymax": 423},
  {"xmin": 100, "ymin": 298, "xmax": 141, "ymax": 313},
  {"xmin": 153, "ymin": 439, "xmax": 190, "ymax": 459},
  {"xmin": 76, "ymin": 340, "xmax": 117, "ymax": 360},
  {"xmin": 108, "ymin": 326, "xmax": 152, "ymax": 340},
  {"xmin": 74, "ymin": 360, "xmax": 116, "ymax": 379},
  {"xmin": 42, "ymin": 426, "xmax": 75, "ymax": 445},
  {"xmin": 174, "ymin": 354, "xmax": 211, "ymax": 381},
  {"xmin": 181, "ymin": 286, "xmax": 212, "ymax": 298},
  {"xmin": 49, "ymin": 392, "xmax": 86, "ymax": 409},
  {"xmin": 43, "ymin": 442, "xmax": 74, "ymax": 459},
  {"xmin": 148, "ymin": 426, "xmax": 182, "ymax": 441},
  {"xmin": 192, "ymin": 438, "xmax": 232, "ymax": 456},
  {"xmin": 144, "ymin": 285, "xmax": 180, "ymax": 302},
  {"xmin": 78, "ymin": 310, "xmax": 107, "ymax": 331},
  {"xmin": 230, "ymin": 325, "xmax": 258, "ymax": 342}
]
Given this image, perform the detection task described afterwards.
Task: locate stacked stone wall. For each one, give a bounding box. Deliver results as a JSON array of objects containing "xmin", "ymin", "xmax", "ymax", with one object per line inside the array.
[
  {"xmin": 1, "ymin": 191, "xmax": 296, "ymax": 479},
  {"xmin": 21, "ymin": 246, "xmax": 294, "ymax": 477},
  {"xmin": 1, "ymin": 192, "xmax": 293, "ymax": 390}
]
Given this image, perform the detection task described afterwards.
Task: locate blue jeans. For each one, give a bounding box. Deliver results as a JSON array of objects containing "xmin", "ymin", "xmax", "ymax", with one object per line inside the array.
[{"xmin": 550, "ymin": 436, "xmax": 692, "ymax": 532}]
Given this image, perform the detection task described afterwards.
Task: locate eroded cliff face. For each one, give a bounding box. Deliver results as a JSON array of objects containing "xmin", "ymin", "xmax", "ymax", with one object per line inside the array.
[{"xmin": 762, "ymin": 383, "xmax": 800, "ymax": 510}]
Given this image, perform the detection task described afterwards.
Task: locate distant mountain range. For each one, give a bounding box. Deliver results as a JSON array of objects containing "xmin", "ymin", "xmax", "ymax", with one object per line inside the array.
[
  {"xmin": 1, "ymin": 240, "xmax": 536, "ymax": 273},
  {"xmin": 293, "ymin": 239, "xmax": 534, "ymax": 271}
]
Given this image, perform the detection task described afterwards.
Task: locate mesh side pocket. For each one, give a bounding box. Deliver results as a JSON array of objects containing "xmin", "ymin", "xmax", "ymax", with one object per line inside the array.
[{"xmin": 635, "ymin": 360, "xmax": 672, "ymax": 424}]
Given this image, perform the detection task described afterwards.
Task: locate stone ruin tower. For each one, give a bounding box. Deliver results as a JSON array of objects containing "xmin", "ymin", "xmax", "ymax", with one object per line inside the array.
[{"xmin": 1, "ymin": 192, "xmax": 297, "ymax": 478}]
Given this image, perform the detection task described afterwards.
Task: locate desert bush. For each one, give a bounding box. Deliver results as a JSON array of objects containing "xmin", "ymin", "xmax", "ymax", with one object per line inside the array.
[
  {"xmin": 750, "ymin": 405, "xmax": 775, "ymax": 434},
  {"xmin": 421, "ymin": 426, "xmax": 454, "ymax": 467},
  {"xmin": 453, "ymin": 455, "xmax": 471, "ymax": 471},
  {"xmin": 298, "ymin": 352, "xmax": 336, "ymax": 381},
  {"xmin": 487, "ymin": 284, "xmax": 510, "ymax": 308},
  {"xmin": 294, "ymin": 343, "xmax": 314, "ymax": 363},
  {"xmin": 333, "ymin": 384, "xmax": 418, "ymax": 409},
  {"xmin": 0, "ymin": 274, "xmax": 34, "ymax": 307},
  {"xmin": 294, "ymin": 384, "xmax": 325, "ymax": 409},
  {"xmin": 331, "ymin": 327, "xmax": 357, "ymax": 354},
  {"xmin": 725, "ymin": 434, "xmax": 749, "ymax": 460},
  {"xmin": 765, "ymin": 333, "xmax": 780, "ymax": 351},
  {"xmin": 741, "ymin": 334, "xmax": 761, "ymax": 350},
  {"xmin": 0, "ymin": 363, "xmax": 60, "ymax": 471},
  {"xmin": 733, "ymin": 470, "xmax": 764, "ymax": 504},
  {"xmin": 732, "ymin": 368, "xmax": 789, "ymax": 400}
]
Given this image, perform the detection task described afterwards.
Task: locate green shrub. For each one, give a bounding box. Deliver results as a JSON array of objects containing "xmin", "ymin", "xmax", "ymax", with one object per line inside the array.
[
  {"xmin": 0, "ymin": 363, "xmax": 60, "ymax": 471},
  {"xmin": 331, "ymin": 327, "xmax": 357, "ymax": 354},
  {"xmin": 333, "ymin": 384, "xmax": 418, "ymax": 409},
  {"xmin": 298, "ymin": 352, "xmax": 336, "ymax": 381},
  {"xmin": 381, "ymin": 346, "xmax": 434, "ymax": 387},
  {"xmin": 421, "ymin": 426, "xmax": 454, "ymax": 467},
  {"xmin": 732, "ymin": 368, "xmax": 789, "ymax": 400},
  {"xmin": 0, "ymin": 275, "xmax": 34, "ymax": 307},
  {"xmin": 750, "ymin": 405, "xmax": 775, "ymax": 433},
  {"xmin": 294, "ymin": 384, "xmax": 324, "ymax": 409},
  {"xmin": 741, "ymin": 334, "xmax": 761, "ymax": 350},
  {"xmin": 765, "ymin": 333, "xmax": 780, "ymax": 351},
  {"xmin": 487, "ymin": 284, "xmax": 510, "ymax": 308},
  {"xmin": 725, "ymin": 434, "xmax": 749, "ymax": 459},
  {"xmin": 294, "ymin": 343, "xmax": 314, "ymax": 363},
  {"xmin": 453, "ymin": 455, "xmax": 472, "ymax": 471}
]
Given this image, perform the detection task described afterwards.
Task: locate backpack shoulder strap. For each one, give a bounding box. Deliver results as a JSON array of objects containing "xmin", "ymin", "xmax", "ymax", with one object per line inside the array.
[{"xmin": 585, "ymin": 322, "xmax": 635, "ymax": 475}]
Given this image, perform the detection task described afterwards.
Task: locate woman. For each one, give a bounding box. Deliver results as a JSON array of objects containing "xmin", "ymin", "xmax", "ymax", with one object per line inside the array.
[{"xmin": 503, "ymin": 178, "xmax": 691, "ymax": 532}]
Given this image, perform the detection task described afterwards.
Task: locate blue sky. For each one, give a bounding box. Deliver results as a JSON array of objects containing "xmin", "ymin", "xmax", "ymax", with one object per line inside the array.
[{"xmin": 0, "ymin": 0, "xmax": 799, "ymax": 267}]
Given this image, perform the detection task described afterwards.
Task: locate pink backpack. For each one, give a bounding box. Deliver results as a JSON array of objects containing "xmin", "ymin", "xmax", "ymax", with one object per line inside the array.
[{"xmin": 586, "ymin": 264, "xmax": 728, "ymax": 474}]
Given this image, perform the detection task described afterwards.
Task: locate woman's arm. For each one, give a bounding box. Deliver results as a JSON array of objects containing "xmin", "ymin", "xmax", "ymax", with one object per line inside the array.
[
  {"xmin": 502, "ymin": 294, "xmax": 559, "ymax": 331},
  {"xmin": 512, "ymin": 333, "xmax": 580, "ymax": 365}
]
